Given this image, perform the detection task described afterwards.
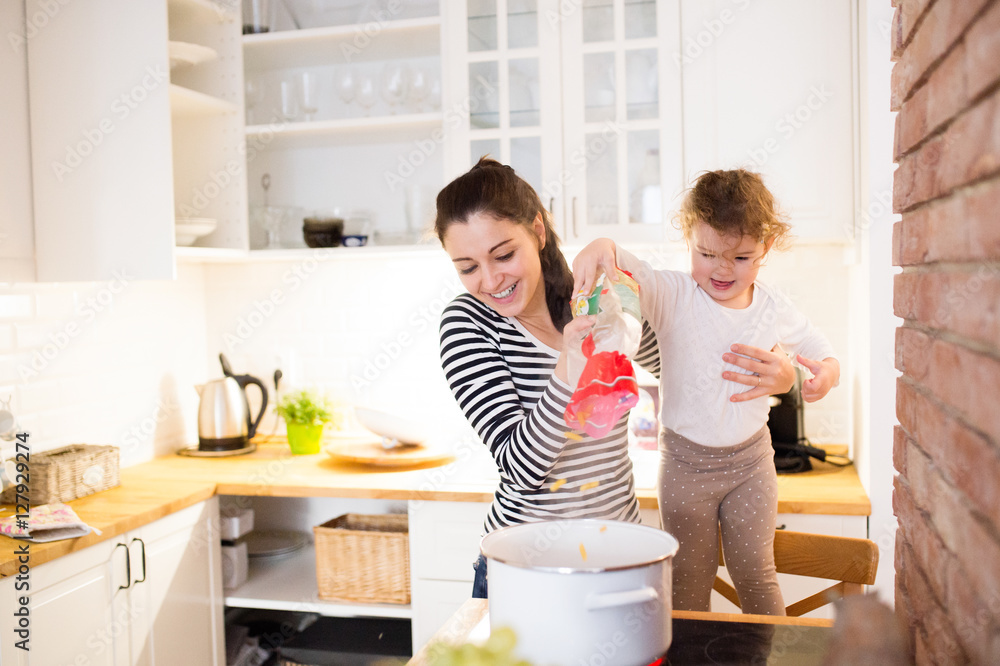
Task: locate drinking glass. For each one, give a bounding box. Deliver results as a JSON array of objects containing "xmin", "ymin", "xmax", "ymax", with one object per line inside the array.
[
  {"xmin": 354, "ymin": 73, "xmax": 378, "ymax": 116},
  {"xmin": 379, "ymin": 64, "xmax": 409, "ymax": 115},
  {"xmin": 244, "ymin": 78, "xmax": 264, "ymax": 125},
  {"xmin": 336, "ymin": 66, "xmax": 356, "ymax": 116},
  {"xmin": 280, "ymin": 79, "xmax": 299, "ymax": 121},
  {"xmin": 299, "ymin": 71, "xmax": 319, "ymax": 122},
  {"xmin": 260, "ymin": 206, "xmax": 287, "ymax": 249},
  {"xmin": 407, "ymin": 67, "xmax": 430, "ymax": 112}
]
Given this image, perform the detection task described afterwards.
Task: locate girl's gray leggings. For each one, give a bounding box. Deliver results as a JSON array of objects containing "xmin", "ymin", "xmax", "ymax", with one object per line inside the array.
[{"xmin": 657, "ymin": 425, "xmax": 785, "ymax": 615}]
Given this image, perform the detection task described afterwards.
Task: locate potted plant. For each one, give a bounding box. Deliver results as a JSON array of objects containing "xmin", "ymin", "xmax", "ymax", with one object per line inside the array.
[{"xmin": 275, "ymin": 388, "xmax": 336, "ymax": 455}]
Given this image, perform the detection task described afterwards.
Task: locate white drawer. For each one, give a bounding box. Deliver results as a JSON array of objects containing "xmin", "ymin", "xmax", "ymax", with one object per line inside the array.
[{"xmin": 408, "ymin": 501, "xmax": 489, "ymax": 582}]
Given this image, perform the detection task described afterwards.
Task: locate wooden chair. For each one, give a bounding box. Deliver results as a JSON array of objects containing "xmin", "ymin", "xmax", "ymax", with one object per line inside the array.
[{"xmin": 713, "ymin": 529, "xmax": 879, "ymax": 616}]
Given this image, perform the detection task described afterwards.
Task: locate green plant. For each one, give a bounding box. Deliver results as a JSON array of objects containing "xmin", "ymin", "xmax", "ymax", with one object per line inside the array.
[{"xmin": 275, "ymin": 389, "xmax": 335, "ymax": 427}]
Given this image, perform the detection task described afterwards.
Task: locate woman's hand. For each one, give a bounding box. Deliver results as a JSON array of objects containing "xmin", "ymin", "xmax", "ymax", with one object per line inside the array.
[
  {"xmin": 798, "ymin": 355, "xmax": 840, "ymax": 403},
  {"xmin": 553, "ymin": 314, "xmax": 596, "ymax": 383},
  {"xmin": 571, "ymin": 239, "xmax": 619, "ymax": 299},
  {"xmin": 722, "ymin": 344, "xmax": 796, "ymax": 402}
]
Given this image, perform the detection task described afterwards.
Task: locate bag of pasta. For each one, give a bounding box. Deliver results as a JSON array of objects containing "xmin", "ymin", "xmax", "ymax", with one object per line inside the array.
[{"xmin": 564, "ymin": 268, "xmax": 642, "ymax": 437}]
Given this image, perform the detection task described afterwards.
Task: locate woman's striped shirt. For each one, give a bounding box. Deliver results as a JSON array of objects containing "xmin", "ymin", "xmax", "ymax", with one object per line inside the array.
[{"xmin": 439, "ymin": 293, "xmax": 661, "ymax": 534}]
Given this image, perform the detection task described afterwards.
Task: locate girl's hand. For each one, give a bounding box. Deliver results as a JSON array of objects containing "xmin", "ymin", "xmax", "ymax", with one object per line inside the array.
[
  {"xmin": 553, "ymin": 314, "xmax": 596, "ymax": 383},
  {"xmin": 571, "ymin": 239, "xmax": 619, "ymax": 299},
  {"xmin": 723, "ymin": 344, "xmax": 796, "ymax": 403},
  {"xmin": 798, "ymin": 355, "xmax": 840, "ymax": 403}
]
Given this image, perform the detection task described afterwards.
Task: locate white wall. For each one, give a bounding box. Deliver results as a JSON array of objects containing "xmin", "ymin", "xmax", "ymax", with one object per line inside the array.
[
  {"xmin": 855, "ymin": 0, "xmax": 900, "ymax": 605},
  {"xmin": 0, "ymin": 264, "xmax": 209, "ymax": 467}
]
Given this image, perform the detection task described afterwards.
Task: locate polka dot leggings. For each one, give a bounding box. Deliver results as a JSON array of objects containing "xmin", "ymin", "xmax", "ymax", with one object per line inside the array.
[{"xmin": 657, "ymin": 425, "xmax": 785, "ymax": 615}]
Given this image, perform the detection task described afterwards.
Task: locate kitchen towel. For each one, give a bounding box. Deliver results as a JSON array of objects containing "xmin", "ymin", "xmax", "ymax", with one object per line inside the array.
[{"xmin": 0, "ymin": 502, "xmax": 99, "ymax": 543}]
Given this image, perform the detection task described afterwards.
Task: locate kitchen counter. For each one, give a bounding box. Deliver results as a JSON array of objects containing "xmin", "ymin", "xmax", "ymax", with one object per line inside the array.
[{"xmin": 0, "ymin": 437, "xmax": 869, "ymax": 576}]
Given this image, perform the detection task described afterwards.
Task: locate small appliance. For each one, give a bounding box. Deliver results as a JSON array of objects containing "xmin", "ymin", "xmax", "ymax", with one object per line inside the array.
[{"xmin": 196, "ymin": 354, "xmax": 268, "ymax": 452}]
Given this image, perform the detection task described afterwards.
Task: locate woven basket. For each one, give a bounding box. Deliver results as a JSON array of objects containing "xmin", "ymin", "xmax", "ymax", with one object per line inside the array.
[
  {"xmin": 314, "ymin": 513, "xmax": 410, "ymax": 605},
  {"xmin": 0, "ymin": 444, "xmax": 119, "ymax": 506}
]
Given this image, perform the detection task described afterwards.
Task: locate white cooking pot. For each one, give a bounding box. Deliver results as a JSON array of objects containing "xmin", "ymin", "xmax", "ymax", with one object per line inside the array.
[{"xmin": 481, "ymin": 519, "xmax": 679, "ymax": 666}]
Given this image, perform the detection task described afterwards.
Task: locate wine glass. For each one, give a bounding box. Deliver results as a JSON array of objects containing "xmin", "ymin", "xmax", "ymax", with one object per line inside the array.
[
  {"xmin": 354, "ymin": 72, "xmax": 378, "ymax": 117},
  {"xmin": 407, "ymin": 67, "xmax": 430, "ymax": 112},
  {"xmin": 280, "ymin": 79, "xmax": 299, "ymax": 122},
  {"xmin": 336, "ymin": 66, "xmax": 356, "ymax": 116},
  {"xmin": 379, "ymin": 64, "xmax": 409, "ymax": 115},
  {"xmin": 298, "ymin": 71, "xmax": 319, "ymax": 122},
  {"xmin": 245, "ymin": 78, "xmax": 264, "ymax": 125}
]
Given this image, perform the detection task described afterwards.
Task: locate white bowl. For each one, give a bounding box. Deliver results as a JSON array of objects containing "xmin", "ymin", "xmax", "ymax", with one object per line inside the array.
[
  {"xmin": 353, "ymin": 407, "xmax": 429, "ymax": 446},
  {"xmin": 175, "ymin": 217, "xmax": 217, "ymax": 246}
]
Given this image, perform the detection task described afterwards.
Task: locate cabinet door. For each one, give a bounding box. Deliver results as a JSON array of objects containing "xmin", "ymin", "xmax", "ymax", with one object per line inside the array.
[
  {"xmin": 26, "ymin": 0, "xmax": 176, "ymax": 281},
  {"xmin": 679, "ymin": 0, "xmax": 855, "ymax": 241},
  {"xmin": 128, "ymin": 499, "xmax": 224, "ymax": 666},
  {"xmin": 444, "ymin": 0, "xmax": 566, "ymax": 230},
  {"xmin": 0, "ymin": 1, "xmax": 35, "ymax": 282},
  {"xmin": 22, "ymin": 538, "xmax": 130, "ymax": 666},
  {"xmin": 559, "ymin": 0, "xmax": 684, "ymax": 243}
]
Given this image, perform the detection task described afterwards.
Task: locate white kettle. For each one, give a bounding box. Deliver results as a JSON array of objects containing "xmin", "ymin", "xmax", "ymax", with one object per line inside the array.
[{"xmin": 196, "ymin": 354, "xmax": 268, "ymax": 452}]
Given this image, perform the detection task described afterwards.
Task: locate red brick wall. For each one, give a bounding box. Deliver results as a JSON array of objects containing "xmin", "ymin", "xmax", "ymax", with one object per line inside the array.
[{"xmin": 891, "ymin": 0, "xmax": 1000, "ymax": 663}]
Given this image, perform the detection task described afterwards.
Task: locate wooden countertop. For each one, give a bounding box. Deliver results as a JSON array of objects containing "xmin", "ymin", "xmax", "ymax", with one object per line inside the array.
[
  {"xmin": 0, "ymin": 437, "xmax": 869, "ymax": 576},
  {"xmin": 407, "ymin": 599, "xmax": 834, "ymax": 665}
]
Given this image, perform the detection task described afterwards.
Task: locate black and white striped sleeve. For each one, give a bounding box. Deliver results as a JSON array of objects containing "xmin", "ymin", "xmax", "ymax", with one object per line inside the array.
[
  {"xmin": 439, "ymin": 297, "xmax": 572, "ymax": 490},
  {"xmin": 635, "ymin": 319, "xmax": 661, "ymax": 379}
]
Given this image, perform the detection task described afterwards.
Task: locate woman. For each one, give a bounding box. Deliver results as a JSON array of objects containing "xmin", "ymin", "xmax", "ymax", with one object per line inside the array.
[{"xmin": 435, "ymin": 158, "xmax": 793, "ymax": 598}]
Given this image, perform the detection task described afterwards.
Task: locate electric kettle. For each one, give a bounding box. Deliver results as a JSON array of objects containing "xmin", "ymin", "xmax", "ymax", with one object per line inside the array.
[{"xmin": 196, "ymin": 354, "xmax": 269, "ymax": 451}]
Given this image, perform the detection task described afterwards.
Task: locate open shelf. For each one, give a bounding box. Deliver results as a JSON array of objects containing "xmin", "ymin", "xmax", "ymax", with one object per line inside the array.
[
  {"xmin": 245, "ymin": 111, "xmax": 443, "ymax": 147},
  {"xmin": 243, "ymin": 17, "xmax": 441, "ymax": 69},
  {"xmin": 167, "ymin": 0, "xmax": 236, "ymax": 23},
  {"xmin": 169, "ymin": 84, "xmax": 238, "ymax": 116},
  {"xmin": 224, "ymin": 543, "xmax": 413, "ymax": 619}
]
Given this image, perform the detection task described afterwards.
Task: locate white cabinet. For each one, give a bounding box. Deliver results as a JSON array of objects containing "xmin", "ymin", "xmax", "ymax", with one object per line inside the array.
[
  {"xmin": 241, "ymin": 7, "xmax": 445, "ymax": 250},
  {"xmin": 24, "ymin": 0, "xmax": 247, "ymax": 282},
  {"xmin": 0, "ymin": 1, "xmax": 36, "ymax": 283},
  {"xmin": 4, "ymin": 499, "xmax": 225, "ymax": 666},
  {"xmin": 444, "ymin": 0, "xmax": 684, "ymax": 244},
  {"xmin": 408, "ymin": 500, "xmax": 489, "ymax": 652},
  {"xmin": 679, "ymin": 0, "xmax": 856, "ymax": 242}
]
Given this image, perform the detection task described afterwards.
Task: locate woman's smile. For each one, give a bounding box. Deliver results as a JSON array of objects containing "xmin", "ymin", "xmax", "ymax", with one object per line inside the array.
[{"xmin": 489, "ymin": 282, "xmax": 517, "ymax": 301}]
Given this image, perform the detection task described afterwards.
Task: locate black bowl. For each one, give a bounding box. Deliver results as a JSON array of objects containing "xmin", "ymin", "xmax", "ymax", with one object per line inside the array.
[{"xmin": 303, "ymin": 218, "xmax": 343, "ymax": 248}]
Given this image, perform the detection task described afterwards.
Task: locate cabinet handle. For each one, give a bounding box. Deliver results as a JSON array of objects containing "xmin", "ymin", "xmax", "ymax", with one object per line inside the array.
[
  {"xmin": 115, "ymin": 542, "xmax": 131, "ymax": 592},
  {"xmin": 131, "ymin": 538, "xmax": 147, "ymax": 585},
  {"xmin": 776, "ymin": 524, "xmax": 787, "ymax": 531},
  {"xmin": 571, "ymin": 197, "xmax": 578, "ymax": 238}
]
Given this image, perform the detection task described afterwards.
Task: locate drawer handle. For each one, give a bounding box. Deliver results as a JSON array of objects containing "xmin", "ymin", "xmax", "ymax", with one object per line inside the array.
[
  {"xmin": 131, "ymin": 538, "xmax": 147, "ymax": 585},
  {"xmin": 115, "ymin": 542, "xmax": 131, "ymax": 592}
]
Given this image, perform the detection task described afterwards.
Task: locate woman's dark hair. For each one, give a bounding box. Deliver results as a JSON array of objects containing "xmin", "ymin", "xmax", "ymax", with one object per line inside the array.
[{"xmin": 435, "ymin": 157, "xmax": 573, "ymax": 331}]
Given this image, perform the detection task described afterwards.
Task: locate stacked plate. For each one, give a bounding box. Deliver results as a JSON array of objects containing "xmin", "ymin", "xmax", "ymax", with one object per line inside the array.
[{"xmin": 245, "ymin": 530, "xmax": 308, "ymax": 562}]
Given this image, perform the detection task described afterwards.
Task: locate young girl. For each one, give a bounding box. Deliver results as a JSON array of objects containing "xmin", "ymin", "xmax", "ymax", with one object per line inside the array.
[{"xmin": 573, "ymin": 169, "xmax": 840, "ymax": 615}]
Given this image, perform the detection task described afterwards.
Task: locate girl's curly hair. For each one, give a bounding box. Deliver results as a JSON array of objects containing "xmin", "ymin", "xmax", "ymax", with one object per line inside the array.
[{"xmin": 676, "ymin": 169, "xmax": 792, "ymax": 249}]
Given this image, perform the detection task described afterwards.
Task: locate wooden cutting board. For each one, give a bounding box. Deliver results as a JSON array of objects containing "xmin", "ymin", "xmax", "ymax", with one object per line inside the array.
[{"xmin": 323, "ymin": 435, "xmax": 455, "ymax": 467}]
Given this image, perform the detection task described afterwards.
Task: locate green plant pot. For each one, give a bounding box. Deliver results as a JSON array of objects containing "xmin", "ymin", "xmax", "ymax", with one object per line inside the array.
[{"xmin": 286, "ymin": 423, "xmax": 324, "ymax": 455}]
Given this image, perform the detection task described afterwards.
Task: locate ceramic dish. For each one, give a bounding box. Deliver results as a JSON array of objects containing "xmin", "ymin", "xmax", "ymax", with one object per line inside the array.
[
  {"xmin": 175, "ymin": 217, "xmax": 217, "ymax": 246},
  {"xmin": 353, "ymin": 407, "xmax": 429, "ymax": 446}
]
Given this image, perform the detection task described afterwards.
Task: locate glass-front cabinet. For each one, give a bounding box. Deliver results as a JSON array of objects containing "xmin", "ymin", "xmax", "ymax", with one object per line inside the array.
[{"xmin": 444, "ymin": 0, "xmax": 683, "ymax": 244}]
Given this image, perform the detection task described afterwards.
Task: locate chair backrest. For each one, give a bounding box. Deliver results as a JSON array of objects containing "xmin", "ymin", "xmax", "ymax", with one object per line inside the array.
[{"xmin": 713, "ymin": 529, "xmax": 879, "ymax": 616}]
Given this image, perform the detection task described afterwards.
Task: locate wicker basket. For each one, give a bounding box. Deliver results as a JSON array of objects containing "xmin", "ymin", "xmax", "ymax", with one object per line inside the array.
[
  {"xmin": 313, "ymin": 513, "xmax": 410, "ymax": 605},
  {"xmin": 0, "ymin": 444, "xmax": 120, "ymax": 506}
]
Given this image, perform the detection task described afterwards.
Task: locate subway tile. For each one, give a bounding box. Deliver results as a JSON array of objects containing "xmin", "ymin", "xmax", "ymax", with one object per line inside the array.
[{"xmin": 0, "ymin": 294, "xmax": 32, "ymax": 319}]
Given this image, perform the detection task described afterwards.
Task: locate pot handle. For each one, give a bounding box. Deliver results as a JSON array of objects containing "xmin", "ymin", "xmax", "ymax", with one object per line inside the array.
[{"xmin": 584, "ymin": 587, "xmax": 659, "ymax": 611}]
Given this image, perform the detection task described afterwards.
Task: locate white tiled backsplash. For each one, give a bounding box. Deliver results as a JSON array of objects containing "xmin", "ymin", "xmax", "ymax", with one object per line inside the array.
[{"xmin": 0, "ymin": 243, "xmax": 857, "ymax": 466}]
